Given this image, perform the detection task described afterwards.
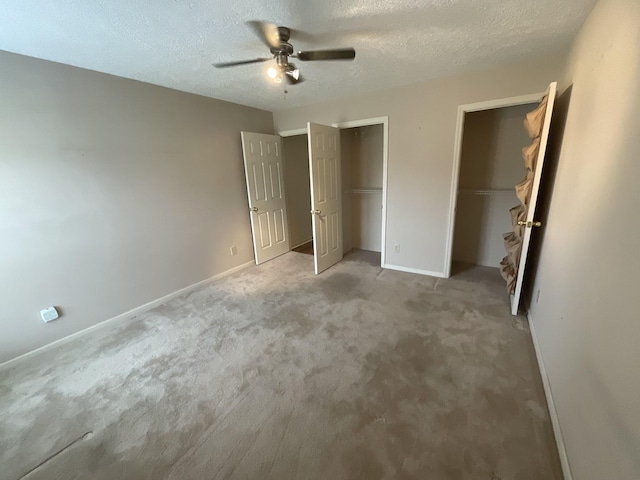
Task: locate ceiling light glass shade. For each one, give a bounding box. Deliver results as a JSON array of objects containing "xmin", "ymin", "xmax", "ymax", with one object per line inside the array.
[{"xmin": 289, "ymin": 69, "xmax": 300, "ymax": 80}]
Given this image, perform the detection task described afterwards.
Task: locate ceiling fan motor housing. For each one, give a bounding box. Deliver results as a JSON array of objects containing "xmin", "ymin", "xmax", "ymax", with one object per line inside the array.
[
  {"xmin": 277, "ymin": 26, "xmax": 291, "ymax": 42},
  {"xmin": 270, "ymin": 44, "xmax": 293, "ymax": 56},
  {"xmin": 275, "ymin": 53, "xmax": 290, "ymax": 68},
  {"xmin": 270, "ymin": 26, "xmax": 294, "ymax": 57}
]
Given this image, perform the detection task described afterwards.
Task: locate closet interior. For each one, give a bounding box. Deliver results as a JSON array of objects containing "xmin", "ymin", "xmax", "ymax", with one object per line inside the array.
[
  {"xmin": 452, "ymin": 103, "xmax": 537, "ymax": 270},
  {"xmin": 340, "ymin": 124, "xmax": 384, "ymax": 256},
  {"xmin": 281, "ymin": 123, "xmax": 384, "ymax": 262},
  {"xmin": 282, "ymin": 134, "xmax": 312, "ymax": 252}
]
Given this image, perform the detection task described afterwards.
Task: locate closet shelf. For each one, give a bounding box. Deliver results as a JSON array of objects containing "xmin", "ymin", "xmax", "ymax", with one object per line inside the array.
[
  {"xmin": 346, "ymin": 188, "xmax": 383, "ymax": 194},
  {"xmin": 458, "ymin": 188, "xmax": 514, "ymax": 196}
]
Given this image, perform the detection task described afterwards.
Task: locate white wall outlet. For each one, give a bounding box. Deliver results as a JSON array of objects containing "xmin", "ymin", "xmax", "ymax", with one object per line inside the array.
[
  {"xmin": 394, "ymin": 244, "xmax": 400, "ymax": 253},
  {"xmin": 40, "ymin": 306, "xmax": 59, "ymax": 323},
  {"xmin": 536, "ymin": 289, "xmax": 541, "ymax": 304},
  {"xmin": 230, "ymin": 245, "xmax": 238, "ymax": 256}
]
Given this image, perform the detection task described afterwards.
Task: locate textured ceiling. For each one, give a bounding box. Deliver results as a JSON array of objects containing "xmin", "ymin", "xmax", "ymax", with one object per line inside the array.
[{"xmin": 0, "ymin": 0, "xmax": 596, "ymax": 111}]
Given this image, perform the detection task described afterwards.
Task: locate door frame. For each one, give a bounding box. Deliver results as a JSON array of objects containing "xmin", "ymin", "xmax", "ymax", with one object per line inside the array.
[
  {"xmin": 279, "ymin": 128, "xmax": 308, "ymax": 137},
  {"xmin": 444, "ymin": 93, "xmax": 544, "ymax": 278},
  {"xmin": 279, "ymin": 117, "xmax": 389, "ymax": 267}
]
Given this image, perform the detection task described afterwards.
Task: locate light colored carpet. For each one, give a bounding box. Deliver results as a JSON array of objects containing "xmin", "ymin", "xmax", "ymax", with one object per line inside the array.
[{"xmin": 0, "ymin": 250, "xmax": 562, "ymax": 480}]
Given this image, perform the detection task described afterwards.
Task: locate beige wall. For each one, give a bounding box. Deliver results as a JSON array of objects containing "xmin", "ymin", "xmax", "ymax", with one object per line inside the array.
[
  {"xmin": 282, "ymin": 135, "xmax": 312, "ymax": 248},
  {"xmin": 453, "ymin": 193, "xmax": 518, "ymax": 267},
  {"xmin": 274, "ymin": 54, "xmax": 566, "ymax": 275},
  {"xmin": 341, "ymin": 125, "xmax": 384, "ymax": 253},
  {"xmin": 458, "ymin": 106, "xmax": 535, "ymax": 190},
  {"xmin": 528, "ymin": 0, "xmax": 640, "ymax": 478},
  {"xmin": 454, "ymin": 104, "xmax": 535, "ymax": 267},
  {"xmin": 0, "ymin": 50, "xmax": 273, "ymax": 363}
]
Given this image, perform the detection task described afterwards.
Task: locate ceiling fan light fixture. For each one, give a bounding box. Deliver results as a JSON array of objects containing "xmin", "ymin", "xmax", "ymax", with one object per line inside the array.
[{"xmin": 214, "ymin": 21, "xmax": 356, "ymax": 87}]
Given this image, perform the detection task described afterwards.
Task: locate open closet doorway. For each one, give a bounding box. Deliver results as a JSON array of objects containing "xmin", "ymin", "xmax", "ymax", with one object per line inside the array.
[
  {"xmin": 281, "ymin": 133, "xmax": 313, "ymax": 254},
  {"xmin": 445, "ymin": 84, "xmax": 558, "ymax": 314},
  {"xmin": 445, "ymin": 92, "xmax": 543, "ymax": 278},
  {"xmin": 279, "ymin": 116, "xmax": 389, "ymax": 272},
  {"xmin": 338, "ymin": 121, "xmax": 386, "ymax": 265},
  {"xmin": 451, "ymin": 103, "xmax": 538, "ymax": 269}
]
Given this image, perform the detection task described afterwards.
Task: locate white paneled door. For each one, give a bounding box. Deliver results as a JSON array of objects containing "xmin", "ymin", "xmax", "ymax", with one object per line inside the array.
[
  {"xmin": 510, "ymin": 82, "xmax": 558, "ymax": 315},
  {"xmin": 307, "ymin": 122, "xmax": 343, "ymax": 274},
  {"xmin": 241, "ymin": 132, "xmax": 290, "ymax": 265}
]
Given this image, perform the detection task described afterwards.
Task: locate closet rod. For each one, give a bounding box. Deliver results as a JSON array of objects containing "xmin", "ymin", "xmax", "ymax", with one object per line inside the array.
[
  {"xmin": 346, "ymin": 188, "xmax": 383, "ymax": 194},
  {"xmin": 458, "ymin": 188, "xmax": 514, "ymax": 196}
]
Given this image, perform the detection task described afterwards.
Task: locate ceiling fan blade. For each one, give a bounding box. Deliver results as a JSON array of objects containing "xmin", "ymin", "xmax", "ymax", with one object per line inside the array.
[
  {"xmin": 247, "ymin": 21, "xmax": 281, "ymax": 49},
  {"xmin": 296, "ymin": 48, "xmax": 356, "ymax": 61},
  {"xmin": 212, "ymin": 58, "xmax": 271, "ymax": 68}
]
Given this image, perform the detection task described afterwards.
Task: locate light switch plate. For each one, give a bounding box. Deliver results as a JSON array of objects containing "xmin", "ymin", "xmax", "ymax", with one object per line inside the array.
[{"xmin": 40, "ymin": 306, "xmax": 59, "ymax": 323}]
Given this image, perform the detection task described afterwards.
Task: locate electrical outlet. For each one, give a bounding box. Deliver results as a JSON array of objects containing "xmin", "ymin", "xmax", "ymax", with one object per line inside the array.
[
  {"xmin": 394, "ymin": 244, "xmax": 400, "ymax": 253},
  {"xmin": 536, "ymin": 289, "xmax": 541, "ymax": 303},
  {"xmin": 230, "ymin": 246, "xmax": 237, "ymax": 256}
]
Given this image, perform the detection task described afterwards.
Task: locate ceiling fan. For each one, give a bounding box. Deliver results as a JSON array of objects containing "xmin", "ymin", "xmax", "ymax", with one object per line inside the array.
[{"xmin": 213, "ymin": 21, "xmax": 356, "ymax": 85}]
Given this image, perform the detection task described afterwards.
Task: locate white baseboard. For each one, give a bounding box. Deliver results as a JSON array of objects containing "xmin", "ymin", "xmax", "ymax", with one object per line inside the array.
[
  {"xmin": 290, "ymin": 238, "xmax": 313, "ymax": 250},
  {"xmin": 0, "ymin": 260, "xmax": 255, "ymax": 371},
  {"xmin": 527, "ymin": 310, "xmax": 573, "ymax": 480},
  {"xmin": 382, "ymin": 263, "xmax": 446, "ymax": 278}
]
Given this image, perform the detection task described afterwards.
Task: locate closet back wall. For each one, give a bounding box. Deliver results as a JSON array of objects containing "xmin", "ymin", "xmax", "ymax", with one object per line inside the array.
[
  {"xmin": 282, "ymin": 135, "xmax": 312, "ymax": 248},
  {"xmin": 453, "ymin": 104, "xmax": 535, "ymax": 267},
  {"xmin": 341, "ymin": 125, "xmax": 384, "ymax": 253}
]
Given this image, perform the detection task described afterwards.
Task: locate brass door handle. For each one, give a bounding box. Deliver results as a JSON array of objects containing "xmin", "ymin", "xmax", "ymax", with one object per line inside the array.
[
  {"xmin": 250, "ymin": 207, "xmax": 258, "ymax": 212},
  {"xmin": 311, "ymin": 209, "xmax": 321, "ymax": 215},
  {"xmin": 517, "ymin": 221, "xmax": 542, "ymax": 227}
]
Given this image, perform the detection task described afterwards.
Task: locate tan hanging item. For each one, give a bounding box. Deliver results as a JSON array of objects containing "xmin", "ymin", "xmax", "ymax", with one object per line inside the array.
[
  {"xmin": 515, "ymin": 171, "xmax": 535, "ymax": 206},
  {"xmin": 500, "ymin": 93, "xmax": 550, "ymax": 295},
  {"xmin": 522, "ymin": 137, "xmax": 541, "ymax": 171},
  {"xmin": 510, "ymin": 204, "xmax": 527, "ymax": 239},
  {"xmin": 500, "ymin": 256, "xmax": 517, "ymax": 293},
  {"xmin": 503, "ymin": 231, "xmax": 522, "ymax": 268},
  {"xmin": 523, "ymin": 95, "xmax": 548, "ymax": 138}
]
